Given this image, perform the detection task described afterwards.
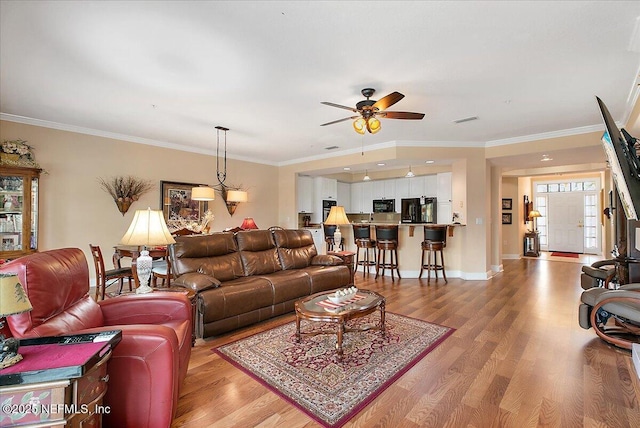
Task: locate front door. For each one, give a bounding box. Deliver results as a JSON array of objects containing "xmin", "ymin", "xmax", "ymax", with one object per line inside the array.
[{"xmin": 547, "ymin": 192, "xmax": 585, "ymax": 253}]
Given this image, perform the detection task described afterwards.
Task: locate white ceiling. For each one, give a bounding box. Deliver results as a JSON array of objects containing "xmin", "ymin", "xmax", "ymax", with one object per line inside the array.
[{"xmin": 2, "ymin": 1, "xmax": 640, "ymax": 175}]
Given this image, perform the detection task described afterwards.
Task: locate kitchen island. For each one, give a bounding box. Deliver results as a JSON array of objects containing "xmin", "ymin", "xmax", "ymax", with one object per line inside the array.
[{"xmin": 334, "ymin": 222, "xmax": 466, "ymax": 279}]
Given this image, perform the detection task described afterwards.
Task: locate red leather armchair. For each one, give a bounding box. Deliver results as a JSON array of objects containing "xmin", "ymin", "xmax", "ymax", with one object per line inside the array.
[{"xmin": 0, "ymin": 248, "xmax": 192, "ymax": 428}]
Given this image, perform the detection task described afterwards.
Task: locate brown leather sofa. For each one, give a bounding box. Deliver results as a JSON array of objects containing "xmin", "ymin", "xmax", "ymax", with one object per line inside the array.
[
  {"xmin": 170, "ymin": 229, "xmax": 353, "ymax": 338},
  {"xmin": 0, "ymin": 248, "xmax": 192, "ymax": 428}
]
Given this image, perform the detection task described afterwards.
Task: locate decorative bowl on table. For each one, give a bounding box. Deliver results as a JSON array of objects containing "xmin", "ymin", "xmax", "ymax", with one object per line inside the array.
[{"xmin": 327, "ymin": 286, "xmax": 358, "ymax": 304}]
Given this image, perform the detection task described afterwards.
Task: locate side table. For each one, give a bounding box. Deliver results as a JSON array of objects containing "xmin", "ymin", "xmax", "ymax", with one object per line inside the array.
[
  {"xmin": 0, "ymin": 331, "xmax": 121, "ymax": 427},
  {"xmin": 524, "ymin": 231, "xmax": 540, "ymax": 257}
]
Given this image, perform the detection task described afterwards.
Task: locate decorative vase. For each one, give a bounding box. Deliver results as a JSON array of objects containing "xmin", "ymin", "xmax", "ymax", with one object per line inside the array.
[
  {"xmin": 115, "ymin": 200, "xmax": 132, "ymax": 216},
  {"xmin": 3, "ymin": 200, "xmax": 12, "ymax": 210}
]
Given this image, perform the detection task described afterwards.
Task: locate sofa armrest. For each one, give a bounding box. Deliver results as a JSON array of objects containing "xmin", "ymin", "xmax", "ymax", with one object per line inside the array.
[
  {"xmin": 101, "ymin": 324, "xmax": 180, "ymax": 427},
  {"xmin": 99, "ymin": 293, "xmax": 191, "ymax": 325},
  {"xmin": 311, "ymin": 254, "xmax": 345, "ymax": 266}
]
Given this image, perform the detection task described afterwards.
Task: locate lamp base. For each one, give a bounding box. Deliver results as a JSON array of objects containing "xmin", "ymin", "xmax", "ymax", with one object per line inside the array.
[{"xmin": 136, "ymin": 284, "xmax": 154, "ymax": 294}]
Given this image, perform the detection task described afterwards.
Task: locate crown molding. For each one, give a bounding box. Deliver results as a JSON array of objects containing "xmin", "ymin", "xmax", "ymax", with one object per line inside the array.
[
  {"xmin": 0, "ymin": 113, "xmax": 277, "ymax": 166},
  {"xmin": 485, "ymin": 124, "xmax": 605, "ymax": 147}
]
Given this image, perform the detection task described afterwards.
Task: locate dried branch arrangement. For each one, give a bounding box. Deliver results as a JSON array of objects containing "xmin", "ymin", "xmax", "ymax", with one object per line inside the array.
[{"xmin": 99, "ymin": 175, "xmax": 153, "ymax": 215}]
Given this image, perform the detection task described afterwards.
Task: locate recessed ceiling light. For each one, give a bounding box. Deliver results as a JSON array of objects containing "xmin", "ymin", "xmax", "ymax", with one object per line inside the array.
[
  {"xmin": 377, "ymin": 163, "xmax": 385, "ymax": 166},
  {"xmin": 343, "ymin": 167, "xmax": 351, "ymax": 171},
  {"xmin": 541, "ymin": 154, "xmax": 553, "ymax": 162},
  {"xmin": 425, "ymin": 160, "xmax": 435, "ymax": 164}
]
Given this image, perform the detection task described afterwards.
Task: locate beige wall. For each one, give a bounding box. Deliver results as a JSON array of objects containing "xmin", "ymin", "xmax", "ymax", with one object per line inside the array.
[{"xmin": 0, "ymin": 120, "xmax": 280, "ymax": 278}]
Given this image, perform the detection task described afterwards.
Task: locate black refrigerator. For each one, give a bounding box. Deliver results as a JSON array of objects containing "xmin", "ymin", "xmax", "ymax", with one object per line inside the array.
[{"xmin": 401, "ymin": 197, "xmax": 437, "ymax": 223}]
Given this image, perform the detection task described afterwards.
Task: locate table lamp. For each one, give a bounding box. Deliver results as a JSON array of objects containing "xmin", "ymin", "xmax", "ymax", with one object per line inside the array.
[
  {"xmin": 240, "ymin": 217, "xmax": 259, "ymax": 230},
  {"xmin": 529, "ymin": 210, "xmax": 541, "ymax": 232},
  {"xmin": 119, "ymin": 208, "xmax": 176, "ymax": 294},
  {"xmin": 0, "ymin": 273, "xmax": 32, "ymax": 369},
  {"xmin": 324, "ymin": 206, "xmax": 350, "ymax": 250}
]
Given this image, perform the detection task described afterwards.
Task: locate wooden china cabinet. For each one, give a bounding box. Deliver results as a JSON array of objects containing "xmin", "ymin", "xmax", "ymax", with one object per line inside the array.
[{"xmin": 0, "ymin": 165, "xmax": 41, "ymax": 259}]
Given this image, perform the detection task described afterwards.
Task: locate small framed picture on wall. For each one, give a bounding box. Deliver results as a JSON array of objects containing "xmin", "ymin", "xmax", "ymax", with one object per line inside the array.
[
  {"xmin": 502, "ymin": 198, "xmax": 513, "ymax": 210},
  {"xmin": 502, "ymin": 213, "xmax": 512, "ymax": 224}
]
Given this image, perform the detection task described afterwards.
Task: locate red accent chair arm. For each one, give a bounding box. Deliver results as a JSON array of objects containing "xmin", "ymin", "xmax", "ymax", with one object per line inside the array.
[
  {"xmin": 101, "ymin": 324, "xmax": 180, "ymax": 428},
  {"xmin": 99, "ymin": 292, "xmax": 191, "ymax": 326}
]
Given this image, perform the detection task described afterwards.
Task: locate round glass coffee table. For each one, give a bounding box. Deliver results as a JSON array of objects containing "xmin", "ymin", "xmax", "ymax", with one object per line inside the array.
[{"xmin": 294, "ymin": 289, "xmax": 386, "ymax": 358}]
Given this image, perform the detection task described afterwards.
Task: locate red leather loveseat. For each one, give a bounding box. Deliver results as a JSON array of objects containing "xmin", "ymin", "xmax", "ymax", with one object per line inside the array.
[{"xmin": 0, "ymin": 248, "xmax": 192, "ymax": 427}]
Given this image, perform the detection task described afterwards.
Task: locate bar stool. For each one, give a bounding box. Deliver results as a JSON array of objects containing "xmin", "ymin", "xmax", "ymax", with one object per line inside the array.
[
  {"xmin": 353, "ymin": 224, "xmax": 377, "ymax": 277},
  {"xmin": 419, "ymin": 225, "xmax": 448, "ymax": 283},
  {"xmin": 323, "ymin": 224, "xmax": 344, "ymax": 252},
  {"xmin": 375, "ymin": 225, "xmax": 401, "ymax": 281}
]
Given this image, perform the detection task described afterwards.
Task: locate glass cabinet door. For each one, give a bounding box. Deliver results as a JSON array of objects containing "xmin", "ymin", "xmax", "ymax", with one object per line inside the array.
[{"xmin": 0, "ymin": 166, "xmax": 41, "ymax": 259}]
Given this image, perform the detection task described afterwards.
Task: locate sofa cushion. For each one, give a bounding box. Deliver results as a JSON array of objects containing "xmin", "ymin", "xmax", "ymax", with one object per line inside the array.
[
  {"xmin": 173, "ymin": 272, "xmax": 221, "ymax": 292},
  {"xmin": 256, "ymin": 270, "xmax": 312, "ymax": 303},
  {"xmin": 197, "ymin": 254, "xmax": 245, "ymax": 282},
  {"xmin": 236, "ymin": 230, "xmax": 282, "ymax": 275},
  {"xmin": 172, "ymin": 233, "xmax": 244, "ymax": 281},
  {"xmin": 273, "ymin": 229, "xmax": 317, "ymax": 269},
  {"xmin": 199, "ymin": 276, "xmax": 274, "ymax": 323}
]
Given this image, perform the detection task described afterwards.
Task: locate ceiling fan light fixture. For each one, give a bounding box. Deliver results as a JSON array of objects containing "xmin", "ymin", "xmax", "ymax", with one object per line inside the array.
[
  {"xmin": 367, "ymin": 117, "xmax": 381, "ymax": 134},
  {"xmin": 353, "ymin": 118, "xmax": 366, "ymax": 134}
]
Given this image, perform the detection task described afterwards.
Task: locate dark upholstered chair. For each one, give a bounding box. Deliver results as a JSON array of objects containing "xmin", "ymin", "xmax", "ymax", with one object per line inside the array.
[
  {"xmin": 581, "ymin": 259, "xmax": 617, "ymax": 290},
  {"xmin": 353, "ymin": 224, "xmax": 377, "ymax": 277},
  {"xmin": 0, "ymin": 248, "xmax": 192, "ymax": 427},
  {"xmin": 374, "ymin": 225, "xmax": 400, "ymax": 280},
  {"xmin": 419, "ymin": 225, "xmax": 448, "ymax": 283},
  {"xmin": 579, "ymin": 283, "xmax": 640, "ymax": 349}
]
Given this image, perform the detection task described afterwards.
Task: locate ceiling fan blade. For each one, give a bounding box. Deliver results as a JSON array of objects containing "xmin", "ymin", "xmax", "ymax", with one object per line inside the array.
[
  {"xmin": 372, "ymin": 92, "xmax": 404, "ymax": 110},
  {"xmin": 320, "ymin": 116, "xmax": 359, "ymax": 126},
  {"xmin": 321, "ymin": 101, "xmax": 358, "ymax": 113},
  {"xmin": 378, "ymin": 111, "xmax": 425, "ymax": 120}
]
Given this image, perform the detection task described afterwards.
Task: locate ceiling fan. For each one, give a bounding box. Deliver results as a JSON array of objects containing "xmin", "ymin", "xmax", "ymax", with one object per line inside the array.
[{"xmin": 320, "ymin": 88, "xmax": 425, "ymax": 134}]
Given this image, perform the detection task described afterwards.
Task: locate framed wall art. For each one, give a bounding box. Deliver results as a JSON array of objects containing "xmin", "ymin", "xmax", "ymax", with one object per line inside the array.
[
  {"xmin": 501, "ymin": 198, "xmax": 512, "ymax": 210},
  {"xmin": 502, "ymin": 213, "xmax": 512, "ymax": 225},
  {"xmin": 160, "ymin": 181, "xmax": 211, "ymax": 227}
]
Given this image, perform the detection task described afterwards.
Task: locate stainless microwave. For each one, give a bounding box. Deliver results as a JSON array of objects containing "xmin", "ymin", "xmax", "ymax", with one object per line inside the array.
[{"xmin": 373, "ymin": 199, "xmax": 395, "ymax": 213}]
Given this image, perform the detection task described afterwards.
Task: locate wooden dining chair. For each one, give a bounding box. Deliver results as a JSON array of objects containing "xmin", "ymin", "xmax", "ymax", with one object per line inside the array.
[
  {"xmin": 89, "ymin": 244, "xmax": 134, "ymax": 300},
  {"xmin": 151, "ymin": 248, "xmax": 172, "ymax": 287}
]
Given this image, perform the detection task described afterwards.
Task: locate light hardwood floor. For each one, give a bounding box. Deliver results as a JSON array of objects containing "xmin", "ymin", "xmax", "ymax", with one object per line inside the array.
[{"xmin": 172, "ymin": 258, "xmax": 640, "ymax": 427}]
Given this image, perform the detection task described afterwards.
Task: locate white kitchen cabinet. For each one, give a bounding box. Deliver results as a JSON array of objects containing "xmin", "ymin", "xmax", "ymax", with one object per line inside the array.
[
  {"xmin": 315, "ymin": 177, "xmax": 337, "ymax": 200},
  {"xmin": 350, "ymin": 181, "xmax": 373, "ymax": 213},
  {"xmin": 297, "ymin": 175, "xmax": 314, "ymax": 213},
  {"xmin": 384, "ymin": 179, "xmax": 396, "ymax": 199},
  {"xmin": 371, "ymin": 178, "xmax": 396, "ymax": 200},
  {"xmin": 337, "ymin": 181, "xmax": 351, "ymax": 210},
  {"xmin": 423, "ymin": 175, "xmax": 437, "ymax": 197},
  {"xmin": 437, "ymin": 172, "xmax": 452, "ymax": 202}
]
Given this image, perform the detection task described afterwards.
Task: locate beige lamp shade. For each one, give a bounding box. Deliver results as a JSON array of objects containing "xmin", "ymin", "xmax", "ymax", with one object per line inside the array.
[
  {"xmin": 529, "ymin": 210, "xmax": 541, "ymax": 218},
  {"xmin": 0, "ymin": 273, "xmax": 32, "ymax": 317},
  {"xmin": 226, "ymin": 190, "xmax": 248, "ymax": 203},
  {"xmin": 191, "ymin": 186, "xmax": 216, "ymax": 201},
  {"xmin": 325, "ymin": 206, "xmax": 350, "ymax": 225},
  {"xmin": 119, "ymin": 208, "xmax": 176, "ymax": 246}
]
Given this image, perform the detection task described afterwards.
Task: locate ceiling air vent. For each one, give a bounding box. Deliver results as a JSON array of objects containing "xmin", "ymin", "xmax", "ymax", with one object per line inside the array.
[
  {"xmin": 453, "ymin": 116, "xmax": 478, "ymax": 124},
  {"xmin": 325, "ymin": 146, "xmax": 340, "ymax": 150}
]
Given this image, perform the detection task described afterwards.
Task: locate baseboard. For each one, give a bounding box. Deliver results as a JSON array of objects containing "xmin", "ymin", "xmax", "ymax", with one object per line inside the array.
[
  {"xmin": 633, "ymin": 343, "xmax": 640, "ymax": 380},
  {"xmin": 502, "ymin": 253, "xmax": 520, "ymax": 260}
]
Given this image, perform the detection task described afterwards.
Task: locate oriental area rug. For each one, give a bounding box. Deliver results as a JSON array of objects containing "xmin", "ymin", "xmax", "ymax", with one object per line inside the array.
[{"xmin": 213, "ymin": 312, "xmax": 454, "ymax": 428}]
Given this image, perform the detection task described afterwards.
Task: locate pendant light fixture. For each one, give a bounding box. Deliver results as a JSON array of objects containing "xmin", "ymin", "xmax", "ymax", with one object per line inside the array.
[
  {"xmin": 405, "ymin": 165, "xmax": 415, "ymax": 178},
  {"xmin": 363, "ymin": 170, "xmax": 371, "ymax": 181},
  {"xmin": 191, "ymin": 126, "xmax": 248, "ymax": 216}
]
